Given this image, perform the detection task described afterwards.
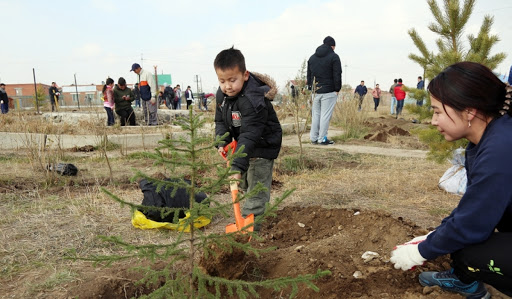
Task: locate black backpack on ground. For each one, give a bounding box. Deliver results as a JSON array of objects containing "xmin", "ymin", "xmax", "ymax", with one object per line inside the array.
[
  {"xmin": 47, "ymin": 163, "xmax": 78, "ymax": 176},
  {"xmin": 138, "ymin": 178, "xmax": 207, "ymax": 223}
]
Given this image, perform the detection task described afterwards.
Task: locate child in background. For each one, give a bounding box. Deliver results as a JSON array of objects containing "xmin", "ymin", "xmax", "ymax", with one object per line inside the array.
[
  {"xmin": 102, "ymin": 78, "xmax": 115, "ymax": 126},
  {"xmin": 113, "ymin": 77, "xmax": 136, "ymax": 126}
]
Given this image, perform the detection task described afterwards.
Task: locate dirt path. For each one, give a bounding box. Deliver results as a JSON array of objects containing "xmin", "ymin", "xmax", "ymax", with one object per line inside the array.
[{"xmin": 282, "ymin": 130, "xmax": 428, "ymax": 159}]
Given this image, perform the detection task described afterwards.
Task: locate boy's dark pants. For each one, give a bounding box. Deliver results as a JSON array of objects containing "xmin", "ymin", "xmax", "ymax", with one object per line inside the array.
[
  {"xmin": 240, "ymin": 158, "xmax": 274, "ymax": 219},
  {"xmin": 116, "ymin": 107, "xmax": 136, "ymax": 126}
]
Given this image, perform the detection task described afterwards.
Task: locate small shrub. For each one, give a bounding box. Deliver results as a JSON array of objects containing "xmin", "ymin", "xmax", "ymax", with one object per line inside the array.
[
  {"xmin": 332, "ymin": 95, "xmax": 369, "ymax": 141},
  {"xmin": 411, "ymin": 126, "xmax": 468, "ymax": 163}
]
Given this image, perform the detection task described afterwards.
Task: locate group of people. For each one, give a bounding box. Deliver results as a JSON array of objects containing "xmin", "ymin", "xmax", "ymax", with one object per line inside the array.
[
  {"xmin": 303, "ymin": 35, "xmax": 422, "ymax": 145},
  {"xmin": 220, "ymin": 36, "xmax": 512, "ymax": 298},
  {"xmin": 102, "ymin": 77, "xmax": 137, "ymax": 126},
  {"xmin": 158, "ymin": 84, "xmax": 196, "ymax": 111},
  {"xmin": 388, "ymin": 76, "xmax": 425, "ymax": 118},
  {"xmin": 100, "ymin": 63, "xmax": 158, "ymax": 126},
  {"xmin": 353, "ymin": 75, "xmax": 424, "ymax": 118},
  {"xmin": 101, "ymin": 64, "xmax": 202, "ymax": 127}
]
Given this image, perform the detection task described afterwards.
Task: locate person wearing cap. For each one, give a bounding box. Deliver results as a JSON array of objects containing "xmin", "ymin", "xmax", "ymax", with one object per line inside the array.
[
  {"xmin": 185, "ymin": 86, "xmax": 194, "ymax": 110},
  {"xmin": 130, "ymin": 63, "xmax": 157, "ymax": 125},
  {"xmin": 307, "ymin": 36, "xmax": 342, "ymax": 145},
  {"xmin": 0, "ymin": 83, "xmax": 8, "ymax": 114}
]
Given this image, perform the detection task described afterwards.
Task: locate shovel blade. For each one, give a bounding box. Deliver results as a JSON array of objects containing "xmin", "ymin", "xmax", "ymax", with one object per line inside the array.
[{"xmin": 225, "ymin": 214, "xmax": 255, "ymax": 234}]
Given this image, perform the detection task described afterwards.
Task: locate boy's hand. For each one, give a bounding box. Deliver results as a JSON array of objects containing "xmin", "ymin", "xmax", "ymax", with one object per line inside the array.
[
  {"xmin": 229, "ymin": 173, "xmax": 241, "ymax": 180},
  {"xmin": 218, "ymin": 147, "xmax": 226, "ymax": 156}
]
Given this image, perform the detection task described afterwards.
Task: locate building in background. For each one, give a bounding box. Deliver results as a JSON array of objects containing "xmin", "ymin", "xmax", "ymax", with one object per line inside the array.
[
  {"xmin": 2, "ymin": 83, "xmax": 51, "ymax": 110},
  {"xmin": 60, "ymin": 84, "xmax": 103, "ymax": 107},
  {"xmin": 157, "ymin": 74, "xmax": 172, "ymax": 91}
]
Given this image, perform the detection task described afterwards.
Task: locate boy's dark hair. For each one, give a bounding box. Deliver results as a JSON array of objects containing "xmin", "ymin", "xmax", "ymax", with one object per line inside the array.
[
  {"xmin": 394, "ymin": 79, "xmax": 398, "ymax": 83},
  {"xmin": 398, "ymin": 78, "xmax": 403, "ymax": 83},
  {"xmin": 214, "ymin": 46, "xmax": 246, "ymax": 73},
  {"xmin": 118, "ymin": 77, "xmax": 127, "ymax": 86},
  {"xmin": 418, "ymin": 76, "xmax": 423, "ymax": 80}
]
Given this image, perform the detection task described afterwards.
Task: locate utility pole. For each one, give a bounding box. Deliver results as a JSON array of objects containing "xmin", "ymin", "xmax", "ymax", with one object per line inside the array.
[
  {"xmin": 153, "ymin": 65, "xmax": 159, "ymax": 90},
  {"xmin": 32, "ymin": 68, "xmax": 40, "ymax": 114},
  {"xmin": 194, "ymin": 75, "xmax": 201, "ymax": 109},
  {"xmin": 344, "ymin": 63, "xmax": 348, "ymax": 87},
  {"xmin": 74, "ymin": 73, "xmax": 80, "ymax": 110}
]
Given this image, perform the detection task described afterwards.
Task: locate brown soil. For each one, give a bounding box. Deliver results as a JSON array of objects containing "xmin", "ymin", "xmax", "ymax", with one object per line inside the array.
[
  {"xmin": 199, "ymin": 206, "xmax": 453, "ymax": 298},
  {"xmin": 67, "ymin": 206, "xmax": 506, "ymax": 298}
]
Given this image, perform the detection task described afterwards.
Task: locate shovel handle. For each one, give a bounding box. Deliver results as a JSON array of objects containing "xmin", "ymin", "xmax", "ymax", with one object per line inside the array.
[
  {"xmin": 221, "ymin": 140, "xmax": 237, "ymax": 162},
  {"xmin": 230, "ymin": 181, "xmax": 245, "ymax": 230}
]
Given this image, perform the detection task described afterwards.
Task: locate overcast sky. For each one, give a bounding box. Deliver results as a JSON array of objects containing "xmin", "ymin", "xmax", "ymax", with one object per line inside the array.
[{"xmin": 1, "ymin": 0, "xmax": 511, "ymax": 93}]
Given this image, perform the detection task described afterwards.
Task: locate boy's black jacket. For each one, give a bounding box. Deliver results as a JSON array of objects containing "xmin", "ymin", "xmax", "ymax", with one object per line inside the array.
[{"xmin": 215, "ymin": 72, "xmax": 282, "ymax": 173}]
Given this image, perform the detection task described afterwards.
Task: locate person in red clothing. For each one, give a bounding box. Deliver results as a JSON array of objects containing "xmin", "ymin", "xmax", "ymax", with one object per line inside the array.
[{"xmin": 393, "ymin": 78, "xmax": 406, "ymax": 118}]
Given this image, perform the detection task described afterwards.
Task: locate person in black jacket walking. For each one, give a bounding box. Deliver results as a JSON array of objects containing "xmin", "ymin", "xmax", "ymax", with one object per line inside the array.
[
  {"xmin": 307, "ymin": 36, "xmax": 342, "ymax": 145},
  {"xmin": 214, "ymin": 47, "xmax": 282, "ymax": 230}
]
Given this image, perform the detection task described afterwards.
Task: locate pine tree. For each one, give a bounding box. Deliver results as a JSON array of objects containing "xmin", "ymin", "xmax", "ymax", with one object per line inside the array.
[
  {"xmin": 407, "ymin": 0, "xmax": 507, "ymax": 161},
  {"xmin": 408, "ymin": 0, "xmax": 506, "ymax": 80},
  {"xmin": 33, "ymin": 84, "xmax": 47, "ymax": 110},
  {"xmin": 71, "ymin": 108, "xmax": 330, "ymax": 298}
]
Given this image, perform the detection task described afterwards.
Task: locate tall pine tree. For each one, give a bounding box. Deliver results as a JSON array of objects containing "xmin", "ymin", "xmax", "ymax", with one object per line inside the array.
[
  {"xmin": 407, "ymin": 0, "xmax": 507, "ymax": 162},
  {"xmin": 408, "ymin": 0, "xmax": 506, "ymax": 80}
]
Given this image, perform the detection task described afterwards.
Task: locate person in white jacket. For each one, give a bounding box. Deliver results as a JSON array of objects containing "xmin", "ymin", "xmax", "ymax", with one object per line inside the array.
[{"xmin": 131, "ymin": 63, "xmax": 157, "ymax": 125}]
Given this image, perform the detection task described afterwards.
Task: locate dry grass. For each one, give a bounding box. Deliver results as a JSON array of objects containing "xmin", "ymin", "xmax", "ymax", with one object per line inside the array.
[
  {"xmin": 274, "ymin": 146, "xmax": 456, "ymax": 229},
  {"xmin": 0, "ymin": 106, "xmax": 461, "ymax": 297}
]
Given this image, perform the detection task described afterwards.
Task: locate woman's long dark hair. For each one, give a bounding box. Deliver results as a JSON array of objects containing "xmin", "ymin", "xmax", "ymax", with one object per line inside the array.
[
  {"xmin": 428, "ymin": 62, "xmax": 506, "ymax": 119},
  {"xmin": 102, "ymin": 78, "xmax": 115, "ymax": 94}
]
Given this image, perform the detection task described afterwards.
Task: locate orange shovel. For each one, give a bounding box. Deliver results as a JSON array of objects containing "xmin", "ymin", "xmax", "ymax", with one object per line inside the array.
[{"xmin": 220, "ymin": 141, "xmax": 254, "ymax": 234}]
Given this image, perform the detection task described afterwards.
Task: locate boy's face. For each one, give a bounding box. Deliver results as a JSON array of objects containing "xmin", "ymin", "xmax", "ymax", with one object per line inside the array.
[{"xmin": 215, "ymin": 66, "xmax": 249, "ymax": 97}]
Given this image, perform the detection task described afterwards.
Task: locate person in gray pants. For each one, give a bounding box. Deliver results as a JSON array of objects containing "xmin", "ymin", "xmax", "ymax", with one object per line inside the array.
[{"xmin": 307, "ymin": 36, "xmax": 342, "ymax": 145}]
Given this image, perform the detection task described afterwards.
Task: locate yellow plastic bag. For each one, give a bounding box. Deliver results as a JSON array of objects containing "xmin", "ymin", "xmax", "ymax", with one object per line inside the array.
[{"xmin": 131, "ymin": 210, "xmax": 211, "ymax": 232}]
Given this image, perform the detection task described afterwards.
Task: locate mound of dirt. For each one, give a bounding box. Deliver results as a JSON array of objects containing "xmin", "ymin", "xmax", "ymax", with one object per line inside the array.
[
  {"xmin": 364, "ymin": 126, "xmax": 411, "ymax": 143},
  {"xmin": 200, "ymin": 206, "xmax": 457, "ymax": 298},
  {"xmin": 388, "ymin": 126, "xmax": 411, "ymax": 136},
  {"xmin": 65, "ymin": 206, "xmax": 510, "ymax": 298}
]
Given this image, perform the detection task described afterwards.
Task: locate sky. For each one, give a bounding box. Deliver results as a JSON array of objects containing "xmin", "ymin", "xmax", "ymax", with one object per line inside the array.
[{"xmin": 1, "ymin": 0, "xmax": 511, "ymax": 94}]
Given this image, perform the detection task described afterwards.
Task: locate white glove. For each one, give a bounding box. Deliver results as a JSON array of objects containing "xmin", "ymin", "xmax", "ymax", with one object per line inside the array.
[
  {"xmin": 0, "ymin": 100, "xmax": 3, "ymax": 104},
  {"xmin": 403, "ymin": 231, "xmax": 433, "ymax": 246},
  {"xmin": 390, "ymin": 243, "xmax": 426, "ymax": 271}
]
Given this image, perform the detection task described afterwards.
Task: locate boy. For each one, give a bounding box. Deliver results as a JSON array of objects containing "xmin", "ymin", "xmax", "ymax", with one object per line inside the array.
[
  {"xmin": 214, "ymin": 47, "xmax": 282, "ymax": 230},
  {"xmin": 113, "ymin": 77, "xmax": 136, "ymax": 126}
]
